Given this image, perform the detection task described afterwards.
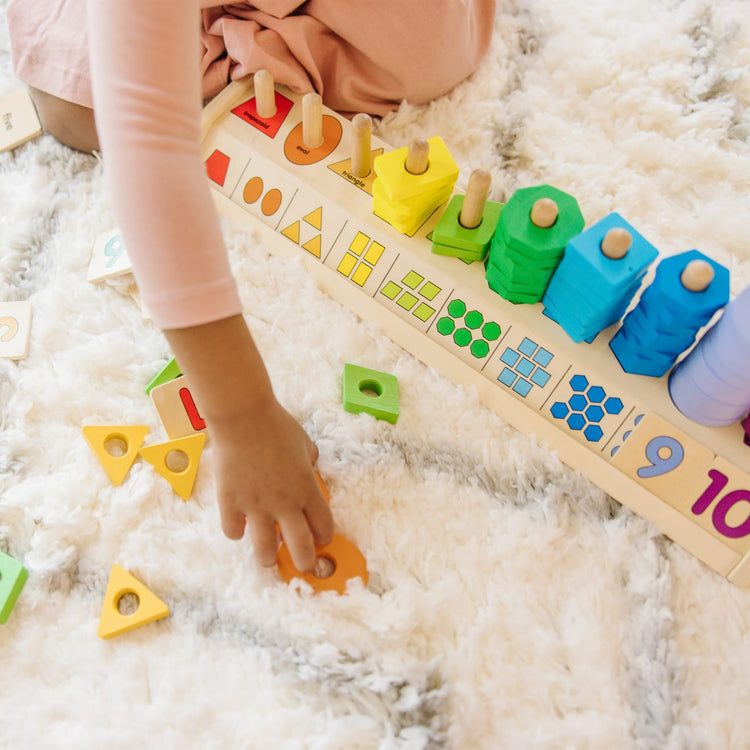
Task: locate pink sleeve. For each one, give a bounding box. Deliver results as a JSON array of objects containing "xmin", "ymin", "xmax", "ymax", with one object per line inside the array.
[{"xmin": 87, "ymin": 0, "xmax": 243, "ymax": 329}]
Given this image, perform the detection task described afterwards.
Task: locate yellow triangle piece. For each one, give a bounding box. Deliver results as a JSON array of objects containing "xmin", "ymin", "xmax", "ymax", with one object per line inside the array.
[
  {"xmin": 139, "ymin": 433, "xmax": 206, "ymax": 500},
  {"xmin": 302, "ymin": 234, "xmax": 322, "ymax": 258},
  {"xmin": 97, "ymin": 564, "xmax": 169, "ymax": 639},
  {"xmin": 303, "ymin": 206, "xmax": 323, "ymax": 231},
  {"xmin": 82, "ymin": 425, "xmax": 150, "ymax": 486},
  {"xmin": 281, "ymin": 220, "xmax": 301, "ymax": 244}
]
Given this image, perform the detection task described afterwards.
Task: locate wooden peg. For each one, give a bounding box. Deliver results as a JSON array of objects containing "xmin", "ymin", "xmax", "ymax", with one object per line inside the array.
[
  {"xmin": 600, "ymin": 227, "xmax": 632, "ymax": 259},
  {"xmin": 405, "ymin": 137, "xmax": 430, "ymax": 175},
  {"xmin": 351, "ymin": 113, "xmax": 372, "ymax": 178},
  {"xmin": 253, "ymin": 70, "xmax": 276, "ymax": 119},
  {"xmin": 459, "ymin": 169, "xmax": 492, "ymax": 229},
  {"xmin": 681, "ymin": 259, "xmax": 715, "ymax": 292},
  {"xmin": 529, "ymin": 197, "xmax": 558, "ymax": 228},
  {"xmin": 302, "ymin": 92, "xmax": 324, "ymax": 149}
]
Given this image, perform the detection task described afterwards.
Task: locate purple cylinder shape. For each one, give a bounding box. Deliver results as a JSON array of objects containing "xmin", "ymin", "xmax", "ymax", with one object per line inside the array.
[{"xmin": 669, "ymin": 287, "xmax": 750, "ymax": 427}]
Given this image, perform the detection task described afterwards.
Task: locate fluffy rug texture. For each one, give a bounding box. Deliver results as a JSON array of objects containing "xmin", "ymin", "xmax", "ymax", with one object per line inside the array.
[{"xmin": 2, "ymin": 1, "xmax": 750, "ymax": 748}]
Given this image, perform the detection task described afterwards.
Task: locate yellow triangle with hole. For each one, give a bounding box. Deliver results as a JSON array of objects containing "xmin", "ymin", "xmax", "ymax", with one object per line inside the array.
[
  {"xmin": 82, "ymin": 425, "xmax": 150, "ymax": 486},
  {"xmin": 304, "ymin": 207, "xmax": 323, "ymax": 231},
  {"xmin": 281, "ymin": 220, "xmax": 301, "ymax": 244},
  {"xmin": 138, "ymin": 433, "xmax": 206, "ymax": 500},
  {"xmin": 97, "ymin": 564, "xmax": 169, "ymax": 639},
  {"xmin": 302, "ymin": 234, "xmax": 322, "ymax": 258}
]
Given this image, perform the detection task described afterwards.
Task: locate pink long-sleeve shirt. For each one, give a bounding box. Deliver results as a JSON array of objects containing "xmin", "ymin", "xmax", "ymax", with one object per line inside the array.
[{"xmin": 11, "ymin": 0, "xmax": 495, "ymax": 328}]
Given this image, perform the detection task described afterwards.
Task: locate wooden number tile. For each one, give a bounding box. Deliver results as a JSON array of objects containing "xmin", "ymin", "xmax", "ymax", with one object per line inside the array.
[{"xmin": 149, "ymin": 377, "xmax": 207, "ymax": 439}]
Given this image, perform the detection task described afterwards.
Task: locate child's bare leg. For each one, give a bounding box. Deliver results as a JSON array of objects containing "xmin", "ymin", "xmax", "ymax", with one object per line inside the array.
[{"xmin": 28, "ymin": 87, "xmax": 99, "ymax": 153}]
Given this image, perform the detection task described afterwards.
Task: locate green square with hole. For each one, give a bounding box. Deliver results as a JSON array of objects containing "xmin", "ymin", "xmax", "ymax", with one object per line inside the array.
[
  {"xmin": 413, "ymin": 303, "xmax": 436, "ymax": 322},
  {"xmin": 397, "ymin": 292, "xmax": 419, "ymax": 311},
  {"xmin": 402, "ymin": 271, "xmax": 423, "ymax": 289},
  {"xmin": 419, "ymin": 281, "xmax": 441, "ymax": 301},
  {"xmin": 0, "ymin": 551, "xmax": 28, "ymax": 625},
  {"xmin": 342, "ymin": 363, "xmax": 400, "ymax": 424},
  {"xmin": 380, "ymin": 281, "xmax": 401, "ymax": 300}
]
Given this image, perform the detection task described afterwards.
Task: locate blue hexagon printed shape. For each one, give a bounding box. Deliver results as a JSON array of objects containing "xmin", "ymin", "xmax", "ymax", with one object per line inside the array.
[
  {"xmin": 568, "ymin": 394, "xmax": 588, "ymax": 412},
  {"xmin": 551, "ymin": 402, "xmax": 569, "ymax": 419},
  {"xmin": 604, "ymin": 397, "xmax": 624, "ymax": 415},
  {"xmin": 587, "ymin": 386, "xmax": 606, "ymax": 403},
  {"xmin": 570, "ymin": 374, "xmax": 589, "ymax": 392},
  {"xmin": 585, "ymin": 404, "xmax": 605, "ymax": 423},
  {"xmin": 584, "ymin": 424, "xmax": 604, "ymax": 442},
  {"xmin": 567, "ymin": 413, "xmax": 586, "ymax": 431}
]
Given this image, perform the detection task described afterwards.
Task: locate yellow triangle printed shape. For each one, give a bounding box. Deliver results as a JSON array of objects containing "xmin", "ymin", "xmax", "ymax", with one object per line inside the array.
[
  {"xmin": 303, "ymin": 206, "xmax": 323, "ymax": 231},
  {"xmin": 97, "ymin": 564, "xmax": 169, "ymax": 639},
  {"xmin": 302, "ymin": 234, "xmax": 322, "ymax": 258},
  {"xmin": 281, "ymin": 220, "xmax": 301, "ymax": 244},
  {"xmin": 82, "ymin": 425, "xmax": 150, "ymax": 486},
  {"xmin": 139, "ymin": 432, "xmax": 206, "ymax": 500}
]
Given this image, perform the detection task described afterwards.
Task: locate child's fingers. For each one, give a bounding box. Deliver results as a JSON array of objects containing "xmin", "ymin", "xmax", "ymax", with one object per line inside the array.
[
  {"xmin": 247, "ymin": 514, "xmax": 282, "ymax": 568},
  {"xmin": 306, "ymin": 500, "xmax": 334, "ymax": 547},
  {"xmin": 278, "ymin": 513, "xmax": 316, "ymax": 572},
  {"xmin": 219, "ymin": 500, "xmax": 246, "ymax": 540}
]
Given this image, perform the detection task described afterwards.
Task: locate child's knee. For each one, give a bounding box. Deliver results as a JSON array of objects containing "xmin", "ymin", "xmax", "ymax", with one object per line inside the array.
[{"xmin": 28, "ymin": 87, "xmax": 99, "ymax": 153}]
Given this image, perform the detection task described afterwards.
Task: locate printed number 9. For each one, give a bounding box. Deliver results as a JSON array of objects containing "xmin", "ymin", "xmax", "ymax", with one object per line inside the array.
[
  {"xmin": 637, "ymin": 435, "xmax": 684, "ymax": 479},
  {"xmin": 104, "ymin": 234, "xmax": 125, "ymax": 268}
]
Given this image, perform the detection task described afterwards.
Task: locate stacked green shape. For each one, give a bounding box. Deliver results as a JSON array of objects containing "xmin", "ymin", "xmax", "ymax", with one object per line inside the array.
[
  {"xmin": 485, "ymin": 185, "xmax": 585, "ymax": 304},
  {"xmin": 0, "ymin": 551, "xmax": 28, "ymax": 624}
]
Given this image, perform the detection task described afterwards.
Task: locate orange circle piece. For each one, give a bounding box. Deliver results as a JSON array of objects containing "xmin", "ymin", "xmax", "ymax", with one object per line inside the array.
[
  {"xmin": 243, "ymin": 176, "xmax": 264, "ymax": 204},
  {"xmin": 277, "ymin": 533, "xmax": 368, "ymax": 594},
  {"xmin": 261, "ymin": 188, "xmax": 283, "ymax": 216}
]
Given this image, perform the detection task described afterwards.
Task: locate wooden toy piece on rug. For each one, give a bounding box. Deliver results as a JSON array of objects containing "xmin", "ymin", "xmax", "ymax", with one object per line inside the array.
[
  {"xmin": 97, "ymin": 565, "xmax": 169, "ymax": 639},
  {"xmin": 485, "ymin": 185, "xmax": 585, "ymax": 304},
  {"xmin": 86, "ymin": 229, "xmax": 132, "ymax": 283},
  {"xmin": 342, "ymin": 363, "xmax": 400, "ymax": 424},
  {"xmin": 82, "ymin": 425, "xmax": 150, "ymax": 486},
  {"xmin": 0, "ymin": 90, "xmax": 42, "ymax": 152},
  {"xmin": 144, "ymin": 356, "xmax": 183, "ymax": 395},
  {"xmin": 138, "ymin": 433, "xmax": 206, "ymax": 500},
  {"xmin": 0, "ymin": 300, "xmax": 32, "ymax": 360},
  {"xmin": 669, "ymin": 286, "xmax": 750, "ymax": 427},
  {"xmin": 0, "ymin": 551, "xmax": 28, "ymax": 625},
  {"xmin": 542, "ymin": 213, "xmax": 659, "ymax": 343},
  {"xmin": 610, "ymin": 249, "xmax": 729, "ymax": 378},
  {"xmin": 431, "ymin": 169, "xmax": 503, "ymax": 263},
  {"xmin": 277, "ymin": 533, "xmax": 369, "ymax": 594},
  {"xmin": 373, "ymin": 136, "xmax": 459, "ymax": 236},
  {"xmin": 150, "ymin": 376, "xmax": 207, "ymax": 440}
]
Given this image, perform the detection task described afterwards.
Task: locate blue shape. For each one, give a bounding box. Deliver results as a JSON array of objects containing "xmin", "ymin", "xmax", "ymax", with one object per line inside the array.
[
  {"xmin": 568, "ymin": 394, "xmax": 588, "ymax": 412},
  {"xmin": 534, "ymin": 348, "xmax": 553, "ymax": 367},
  {"xmin": 587, "ymin": 385, "xmax": 606, "ymax": 403},
  {"xmin": 498, "ymin": 368, "xmax": 517, "ymax": 387},
  {"xmin": 604, "ymin": 397, "xmax": 624, "ymax": 415},
  {"xmin": 516, "ymin": 358, "xmax": 534, "ymax": 377},
  {"xmin": 530, "ymin": 368, "xmax": 551, "ymax": 387},
  {"xmin": 518, "ymin": 337, "xmax": 538, "ymax": 357},
  {"xmin": 567, "ymin": 413, "xmax": 586, "ymax": 431},
  {"xmin": 551, "ymin": 402, "xmax": 569, "ymax": 419},
  {"xmin": 585, "ymin": 404, "xmax": 605, "ymax": 423},
  {"xmin": 500, "ymin": 348, "xmax": 520, "ymax": 367},
  {"xmin": 513, "ymin": 378, "xmax": 532, "ymax": 397},
  {"xmin": 570, "ymin": 374, "xmax": 589, "ymax": 392},
  {"xmin": 584, "ymin": 424, "xmax": 604, "ymax": 442}
]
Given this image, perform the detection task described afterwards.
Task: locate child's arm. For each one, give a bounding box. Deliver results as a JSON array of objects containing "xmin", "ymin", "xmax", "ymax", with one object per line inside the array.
[{"xmin": 87, "ymin": 0, "xmax": 333, "ymax": 570}]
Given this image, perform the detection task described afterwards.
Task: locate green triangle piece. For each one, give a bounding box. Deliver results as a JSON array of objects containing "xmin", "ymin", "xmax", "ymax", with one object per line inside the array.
[
  {"xmin": 0, "ymin": 551, "xmax": 28, "ymax": 625},
  {"xmin": 145, "ymin": 357, "xmax": 182, "ymax": 395}
]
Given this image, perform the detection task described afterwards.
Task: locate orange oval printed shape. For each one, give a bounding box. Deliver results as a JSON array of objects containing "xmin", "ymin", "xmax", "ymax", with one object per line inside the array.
[
  {"xmin": 243, "ymin": 176, "xmax": 264, "ymax": 204},
  {"xmin": 284, "ymin": 115, "xmax": 343, "ymax": 165},
  {"xmin": 261, "ymin": 188, "xmax": 283, "ymax": 216}
]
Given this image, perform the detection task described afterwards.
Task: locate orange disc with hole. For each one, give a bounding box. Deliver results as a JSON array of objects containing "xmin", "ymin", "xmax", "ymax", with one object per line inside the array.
[{"xmin": 277, "ymin": 533, "xmax": 368, "ymax": 594}]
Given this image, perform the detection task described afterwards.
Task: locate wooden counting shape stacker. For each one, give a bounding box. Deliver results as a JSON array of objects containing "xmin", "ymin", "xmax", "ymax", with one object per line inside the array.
[{"xmin": 200, "ymin": 74, "xmax": 750, "ymax": 588}]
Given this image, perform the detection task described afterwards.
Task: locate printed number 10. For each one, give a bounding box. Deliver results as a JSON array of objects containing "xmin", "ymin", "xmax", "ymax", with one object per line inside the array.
[{"xmin": 638, "ymin": 436, "xmax": 750, "ymax": 540}]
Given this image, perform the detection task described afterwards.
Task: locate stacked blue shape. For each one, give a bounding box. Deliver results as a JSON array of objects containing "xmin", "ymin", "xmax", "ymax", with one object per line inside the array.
[
  {"xmin": 542, "ymin": 213, "xmax": 658, "ymax": 343},
  {"xmin": 610, "ymin": 249, "xmax": 729, "ymax": 377}
]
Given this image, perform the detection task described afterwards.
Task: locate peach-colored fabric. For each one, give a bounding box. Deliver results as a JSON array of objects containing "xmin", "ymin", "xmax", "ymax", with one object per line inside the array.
[{"xmin": 8, "ymin": 0, "xmax": 496, "ymax": 328}]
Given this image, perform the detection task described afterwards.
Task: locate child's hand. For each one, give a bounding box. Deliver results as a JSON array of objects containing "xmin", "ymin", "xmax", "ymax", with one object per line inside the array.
[
  {"xmin": 163, "ymin": 314, "xmax": 334, "ymax": 572},
  {"xmin": 210, "ymin": 397, "xmax": 333, "ymax": 572}
]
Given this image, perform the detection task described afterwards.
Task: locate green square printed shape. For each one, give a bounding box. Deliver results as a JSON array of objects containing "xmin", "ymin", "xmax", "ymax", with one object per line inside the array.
[
  {"xmin": 342, "ymin": 363, "xmax": 400, "ymax": 424},
  {"xmin": 0, "ymin": 551, "xmax": 28, "ymax": 625},
  {"xmin": 380, "ymin": 281, "xmax": 401, "ymax": 300},
  {"xmin": 413, "ymin": 302, "xmax": 436, "ymax": 322},
  {"xmin": 402, "ymin": 271, "xmax": 424, "ymax": 289},
  {"xmin": 433, "ymin": 195, "xmax": 503, "ymax": 253},
  {"xmin": 397, "ymin": 292, "xmax": 419, "ymax": 311},
  {"xmin": 420, "ymin": 281, "xmax": 441, "ymax": 301}
]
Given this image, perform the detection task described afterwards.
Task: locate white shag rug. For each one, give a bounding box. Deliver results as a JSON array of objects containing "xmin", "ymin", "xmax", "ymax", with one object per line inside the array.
[{"xmin": 2, "ymin": 2, "xmax": 750, "ymax": 748}]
